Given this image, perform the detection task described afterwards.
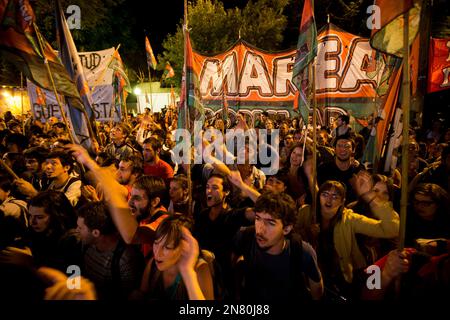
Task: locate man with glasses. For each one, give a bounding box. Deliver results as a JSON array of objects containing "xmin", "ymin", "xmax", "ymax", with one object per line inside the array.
[{"xmin": 318, "ymin": 134, "xmax": 364, "ymax": 203}]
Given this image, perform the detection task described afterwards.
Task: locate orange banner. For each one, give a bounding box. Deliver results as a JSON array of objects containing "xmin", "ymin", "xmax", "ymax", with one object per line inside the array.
[{"xmin": 427, "ymin": 37, "xmax": 450, "ymax": 93}]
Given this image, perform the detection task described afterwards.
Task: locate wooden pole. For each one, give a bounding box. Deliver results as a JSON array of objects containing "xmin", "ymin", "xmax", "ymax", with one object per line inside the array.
[
  {"xmin": 184, "ymin": 0, "xmax": 193, "ymax": 218},
  {"xmin": 0, "ymin": 159, "xmax": 20, "ymax": 180},
  {"xmin": 311, "ymin": 59, "xmax": 317, "ymax": 224},
  {"xmin": 20, "ymin": 72, "xmax": 25, "ymax": 134},
  {"xmin": 33, "ymin": 23, "xmax": 76, "ymax": 145},
  {"xmin": 399, "ymin": 11, "xmax": 410, "ymax": 252}
]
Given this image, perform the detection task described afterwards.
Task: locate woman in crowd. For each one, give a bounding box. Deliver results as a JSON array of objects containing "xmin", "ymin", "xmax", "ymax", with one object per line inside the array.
[
  {"xmin": 296, "ymin": 171, "xmax": 399, "ymax": 300},
  {"xmin": 26, "ymin": 191, "xmax": 81, "ymax": 271},
  {"xmin": 139, "ymin": 215, "xmax": 214, "ymax": 300}
]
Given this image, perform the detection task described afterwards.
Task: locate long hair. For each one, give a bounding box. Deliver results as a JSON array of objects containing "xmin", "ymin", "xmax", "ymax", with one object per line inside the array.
[{"xmin": 28, "ymin": 191, "xmax": 76, "ymax": 236}]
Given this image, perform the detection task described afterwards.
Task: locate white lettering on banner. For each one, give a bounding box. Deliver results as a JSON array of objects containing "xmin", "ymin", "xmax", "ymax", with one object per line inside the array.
[
  {"xmin": 339, "ymin": 39, "xmax": 379, "ymax": 91},
  {"xmin": 239, "ymin": 52, "xmax": 273, "ymax": 96},
  {"xmin": 441, "ymin": 67, "xmax": 450, "ymax": 88},
  {"xmin": 197, "ymin": 37, "xmax": 381, "ymax": 99},
  {"xmin": 316, "ymin": 37, "xmax": 340, "ymax": 92},
  {"xmin": 273, "ymin": 55, "xmax": 296, "ymax": 96},
  {"xmin": 200, "ymin": 53, "xmax": 238, "ymax": 96}
]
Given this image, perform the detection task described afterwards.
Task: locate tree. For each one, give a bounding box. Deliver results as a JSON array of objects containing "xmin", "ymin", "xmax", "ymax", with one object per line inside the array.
[{"xmin": 159, "ymin": 0, "xmax": 289, "ymax": 87}]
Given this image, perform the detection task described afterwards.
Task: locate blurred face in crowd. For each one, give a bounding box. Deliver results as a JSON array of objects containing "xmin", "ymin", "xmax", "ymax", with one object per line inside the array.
[
  {"xmin": 318, "ymin": 131, "xmax": 329, "ymax": 146},
  {"xmin": 25, "ymin": 157, "xmax": 41, "ymax": 174},
  {"xmin": 255, "ymin": 211, "xmax": 289, "ymax": 254},
  {"xmin": 44, "ymin": 157, "xmax": 69, "ymax": 180},
  {"xmin": 280, "ymin": 123, "xmax": 289, "ymax": 136},
  {"xmin": 128, "ymin": 187, "xmax": 150, "ymax": 220},
  {"xmin": 29, "ymin": 206, "xmax": 50, "ymax": 233},
  {"xmin": 293, "ymin": 132, "xmax": 302, "ymax": 143},
  {"xmin": 153, "ymin": 235, "xmax": 181, "ymax": 271},
  {"xmin": 335, "ymin": 139, "xmax": 353, "ymax": 162},
  {"xmin": 165, "ymin": 133, "xmax": 175, "ymax": 149},
  {"xmin": 265, "ymin": 120, "xmax": 274, "ymax": 130},
  {"xmin": 319, "ymin": 187, "xmax": 345, "ymax": 220},
  {"xmin": 48, "ymin": 117, "xmax": 58, "ymax": 126},
  {"xmin": 373, "ymin": 181, "xmax": 390, "ymax": 202},
  {"xmin": 76, "ymin": 217, "xmax": 96, "ymax": 245},
  {"xmin": 290, "ymin": 147, "xmax": 304, "ymax": 167},
  {"xmin": 142, "ymin": 143, "xmax": 157, "ymax": 163},
  {"xmin": 110, "ymin": 126, "xmax": 126, "ymax": 143},
  {"xmin": 169, "ymin": 180, "xmax": 187, "ymax": 204},
  {"xmin": 116, "ymin": 160, "xmax": 135, "ymax": 185},
  {"xmin": 284, "ymin": 134, "xmax": 293, "ymax": 148},
  {"xmin": 205, "ymin": 176, "xmax": 227, "ymax": 208},
  {"xmin": 413, "ymin": 194, "xmax": 438, "ymax": 221},
  {"xmin": 264, "ymin": 176, "xmax": 286, "ymax": 194}
]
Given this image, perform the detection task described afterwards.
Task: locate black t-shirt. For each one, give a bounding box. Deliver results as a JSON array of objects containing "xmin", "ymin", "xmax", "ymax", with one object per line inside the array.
[
  {"xmin": 317, "ymin": 160, "xmax": 364, "ymax": 203},
  {"xmin": 193, "ymin": 207, "xmax": 252, "ymax": 276},
  {"xmin": 233, "ymin": 226, "xmax": 321, "ymax": 301}
]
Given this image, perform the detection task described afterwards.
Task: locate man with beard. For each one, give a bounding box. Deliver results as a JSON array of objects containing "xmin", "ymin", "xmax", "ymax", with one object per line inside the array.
[
  {"xmin": 232, "ymin": 192, "xmax": 323, "ymax": 301},
  {"xmin": 142, "ymin": 137, "xmax": 174, "ymax": 183},
  {"xmin": 192, "ymin": 174, "xmax": 255, "ymax": 297},
  {"xmin": 318, "ymin": 135, "xmax": 364, "ymax": 203},
  {"xmin": 115, "ymin": 154, "xmax": 143, "ymax": 200},
  {"xmin": 66, "ymin": 144, "xmax": 168, "ymax": 261}
]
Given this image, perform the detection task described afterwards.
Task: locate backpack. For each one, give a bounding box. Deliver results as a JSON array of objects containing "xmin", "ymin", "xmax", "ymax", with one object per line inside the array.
[{"xmin": 240, "ymin": 226, "xmax": 310, "ymax": 300}]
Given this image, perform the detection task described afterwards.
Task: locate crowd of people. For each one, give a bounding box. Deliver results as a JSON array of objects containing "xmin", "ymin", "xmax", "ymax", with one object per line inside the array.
[{"xmin": 0, "ymin": 107, "xmax": 449, "ymax": 301}]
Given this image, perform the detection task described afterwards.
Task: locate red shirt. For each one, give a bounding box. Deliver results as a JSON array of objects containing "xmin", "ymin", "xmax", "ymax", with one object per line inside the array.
[{"xmin": 143, "ymin": 159, "xmax": 174, "ymax": 182}]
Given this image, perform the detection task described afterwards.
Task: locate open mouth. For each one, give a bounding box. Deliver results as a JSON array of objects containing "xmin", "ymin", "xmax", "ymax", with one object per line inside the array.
[{"xmin": 206, "ymin": 195, "xmax": 213, "ymax": 201}]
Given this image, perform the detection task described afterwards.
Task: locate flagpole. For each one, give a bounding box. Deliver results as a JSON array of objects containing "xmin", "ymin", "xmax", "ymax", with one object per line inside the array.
[
  {"xmin": 395, "ymin": 7, "xmax": 411, "ymax": 299},
  {"xmin": 33, "ymin": 23, "xmax": 76, "ymax": 145},
  {"xmin": 20, "ymin": 72, "xmax": 25, "ymax": 134},
  {"xmin": 184, "ymin": 0, "xmax": 193, "ymax": 218},
  {"xmin": 399, "ymin": 9, "xmax": 410, "ymax": 253},
  {"xmin": 311, "ymin": 58, "xmax": 318, "ymax": 225}
]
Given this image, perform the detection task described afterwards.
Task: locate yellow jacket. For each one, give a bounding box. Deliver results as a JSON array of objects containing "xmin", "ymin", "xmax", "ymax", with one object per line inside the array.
[{"xmin": 296, "ymin": 201, "xmax": 399, "ymax": 283}]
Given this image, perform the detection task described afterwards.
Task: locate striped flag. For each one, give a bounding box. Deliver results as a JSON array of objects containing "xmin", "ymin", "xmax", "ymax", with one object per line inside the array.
[
  {"xmin": 0, "ymin": 0, "xmax": 81, "ymax": 98},
  {"xmin": 292, "ymin": 0, "xmax": 317, "ymax": 124},
  {"xmin": 55, "ymin": 0, "xmax": 96, "ymax": 148},
  {"xmin": 165, "ymin": 61, "xmax": 175, "ymax": 79},
  {"xmin": 370, "ymin": 0, "xmax": 422, "ymax": 57},
  {"xmin": 178, "ymin": 27, "xmax": 204, "ymax": 131},
  {"xmin": 145, "ymin": 36, "xmax": 158, "ymax": 70}
]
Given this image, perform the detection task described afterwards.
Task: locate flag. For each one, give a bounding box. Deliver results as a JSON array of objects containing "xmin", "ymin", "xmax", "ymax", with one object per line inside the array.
[
  {"xmin": 55, "ymin": 0, "xmax": 96, "ymax": 147},
  {"xmin": 0, "ymin": 0, "xmax": 80, "ymax": 98},
  {"xmin": 109, "ymin": 49, "xmax": 130, "ymax": 121},
  {"xmin": 164, "ymin": 61, "xmax": 175, "ymax": 79},
  {"xmin": 427, "ymin": 37, "xmax": 450, "ymax": 93},
  {"xmin": 145, "ymin": 36, "xmax": 157, "ymax": 70},
  {"xmin": 292, "ymin": 0, "xmax": 317, "ymax": 124},
  {"xmin": 370, "ymin": 0, "xmax": 422, "ymax": 57},
  {"xmin": 35, "ymin": 85, "xmax": 46, "ymax": 107},
  {"xmin": 178, "ymin": 27, "xmax": 205, "ymax": 131}
]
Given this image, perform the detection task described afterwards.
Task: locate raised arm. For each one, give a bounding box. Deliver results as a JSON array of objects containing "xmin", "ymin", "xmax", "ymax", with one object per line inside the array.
[{"xmin": 66, "ymin": 144, "xmax": 142, "ymax": 244}]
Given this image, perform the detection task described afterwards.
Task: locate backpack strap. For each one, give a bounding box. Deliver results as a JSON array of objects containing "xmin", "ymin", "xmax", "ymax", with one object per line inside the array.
[
  {"xmin": 8, "ymin": 199, "xmax": 28, "ymax": 228},
  {"xmin": 111, "ymin": 239, "xmax": 127, "ymax": 288},
  {"xmin": 62, "ymin": 177, "xmax": 81, "ymax": 193}
]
